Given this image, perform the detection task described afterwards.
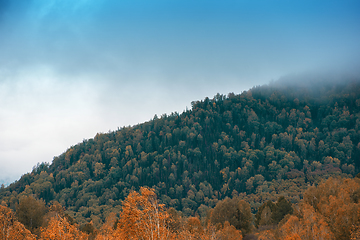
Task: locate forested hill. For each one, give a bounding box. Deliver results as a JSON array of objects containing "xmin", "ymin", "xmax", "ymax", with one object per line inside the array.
[{"xmin": 1, "ymin": 78, "xmax": 360, "ymax": 226}]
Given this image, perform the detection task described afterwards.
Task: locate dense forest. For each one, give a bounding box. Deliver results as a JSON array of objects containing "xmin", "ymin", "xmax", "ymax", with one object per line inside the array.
[{"xmin": 1, "ymin": 78, "xmax": 360, "ymax": 239}]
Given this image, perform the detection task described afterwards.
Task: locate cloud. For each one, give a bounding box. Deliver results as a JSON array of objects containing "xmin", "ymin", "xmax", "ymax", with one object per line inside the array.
[
  {"xmin": 0, "ymin": 66, "xmax": 102, "ymax": 181},
  {"xmin": 1, "ymin": 0, "xmax": 360, "ymax": 183}
]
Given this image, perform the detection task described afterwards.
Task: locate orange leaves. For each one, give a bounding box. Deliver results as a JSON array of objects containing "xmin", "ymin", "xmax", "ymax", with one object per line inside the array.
[
  {"xmin": 0, "ymin": 187, "xmax": 247, "ymax": 240},
  {"xmin": 215, "ymin": 221, "xmax": 243, "ymax": 240},
  {"xmin": 40, "ymin": 214, "xmax": 88, "ymax": 240},
  {"xmin": 95, "ymin": 213, "xmax": 117, "ymax": 240},
  {"xmin": 278, "ymin": 177, "xmax": 360, "ymax": 240},
  {"xmin": 0, "ymin": 205, "xmax": 35, "ymax": 240},
  {"xmin": 254, "ymin": 177, "xmax": 360, "ymax": 239},
  {"xmin": 177, "ymin": 217, "xmax": 207, "ymax": 240},
  {"xmin": 283, "ymin": 233, "xmax": 301, "ymax": 240},
  {"xmin": 303, "ymin": 177, "xmax": 360, "ymax": 239},
  {"xmin": 6, "ymin": 178, "xmax": 360, "ymax": 240},
  {"xmin": 176, "ymin": 218, "xmax": 243, "ymax": 240},
  {"xmin": 257, "ymin": 230, "xmax": 276, "ymax": 240},
  {"xmin": 116, "ymin": 187, "xmax": 245, "ymax": 240},
  {"xmin": 117, "ymin": 187, "xmax": 173, "ymax": 240},
  {"xmin": 0, "ymin": 202, "xmax": 86, "ymax": 240},
  {"xmin": 278, "ymin": 204, "xmax": 334, "ymax": 240}
]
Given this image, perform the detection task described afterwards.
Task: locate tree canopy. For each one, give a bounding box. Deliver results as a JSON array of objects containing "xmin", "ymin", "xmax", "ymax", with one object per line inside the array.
[{"xmin": 1, "ymin": 78, "xmax": 360, "ymax": 238}]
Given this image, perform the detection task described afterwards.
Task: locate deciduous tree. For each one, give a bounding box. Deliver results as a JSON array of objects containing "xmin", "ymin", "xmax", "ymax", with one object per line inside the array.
[
  {"xmin": 116, "ymin": 187, "xmax": 173, "ymax": 240},
  {"xmin": 16, "ymin": 195, "xmax": 47, "ymax": 233},
  {"xmin": 0, "ymin": 205, "xmax": 35, "ymax": 240},
  {"xmin": 40, "ymin": 214, "xmax": 87, "ymax": 240}
]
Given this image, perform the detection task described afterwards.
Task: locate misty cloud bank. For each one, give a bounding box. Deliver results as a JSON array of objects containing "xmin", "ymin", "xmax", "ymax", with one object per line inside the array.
[{"xmin": 1, "ymin": 0, "xmax": 360, "ymax": 184}]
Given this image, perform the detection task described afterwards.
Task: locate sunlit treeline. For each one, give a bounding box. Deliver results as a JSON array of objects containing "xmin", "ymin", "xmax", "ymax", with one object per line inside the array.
[
  {"xmin": 1, "ymin": 177, "xmax": 360, "ymax": 240},
  {"xmin": 0, "ymin": 187, "xmax": 243, "ymax": 240}
]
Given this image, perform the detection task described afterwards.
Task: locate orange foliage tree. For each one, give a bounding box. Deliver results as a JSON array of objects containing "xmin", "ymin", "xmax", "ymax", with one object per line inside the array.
[
  {"xmin": 175, "ymin": 216, "xmax": 243, "ymax": 240},
  {"xmin": 278, "ymin": 203, "xmax": 334, "ymax": 240},
  {"xmin": 215, "ymin": 221, "xmax": 243, "ymax": 240},
  {"xmin": 95, "ymin": 212, "xmax": 117, "ymax": 240},
  {"xmin": 257, "ymin": 230, "xmax": 276, "ymax": 240},
  {"xmin": 303, "ymin": 177, "xmax": 360, "ymax": 239},
  {"xmin": 0, "ymin": 205, "xmax": 35, "ymax": 240},
  {"xmin": 177, "ymin": 217, "xmax": 204, "ymax": 240},
  {"xmin": 114, "ymin": 188, "xmax": 246, "ymax": 240},
  {"xmin": 169, "ymin": 208, "xmax": 238, "ymax": 240},
  {"xmin": 40, "ymin": 214, "xmax": 88, "ymax": 240},
  {"xmin": 115, "ymin": 187, "xmax": 173, "ymax": 240}
]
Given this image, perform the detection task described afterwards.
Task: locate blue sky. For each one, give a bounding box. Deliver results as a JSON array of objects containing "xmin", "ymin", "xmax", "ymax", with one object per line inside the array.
[{"xmin": 0, "ymin": 0, "xmax": 360, "ymax": 184}]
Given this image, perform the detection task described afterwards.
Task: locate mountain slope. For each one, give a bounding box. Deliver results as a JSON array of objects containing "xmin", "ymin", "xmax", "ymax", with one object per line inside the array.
[{"xmin": 1, "ymin": 78, "xmax": 359, "ymax": 226}]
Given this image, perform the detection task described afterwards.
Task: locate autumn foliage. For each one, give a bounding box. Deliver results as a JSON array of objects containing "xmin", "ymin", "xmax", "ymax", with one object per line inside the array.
[
  {"xmin": 1, "ymin": 80, "xmax": 360, "ymax": 239},
  {"xmin": 277, "ymin": 204, "xmax": 334, "ymax": 240},
  {"xmin": 1, "ymin": 179, "xmax": 360, "ymax": 239},
  {"xmin": 0, "ymin": 205, "xmax": 35, "ymax": 240},
  {"xmin": 113, "ymin": 187, "xmax": 171, "ymax": 239},
  {"xmin": 93, "ymin": 187, "xmax": 245, "ymax": 240},
  {"xmin": 40, "ymin": 214, "xmax": 88, "ymax": 240},
  {"xmin": 95, "ymin": 213, "xmax": 116, "ymax": 239},
  {"xmin": 0, "ymin": 187, "xmax": 248, "ymax": 240},
  {"xmin": 96, "ymin": 187, "xmax": 246, "ymax": 240},
  {"xmin": 275, "ymin": 177, "xmax": 360, "ymax": 239}
]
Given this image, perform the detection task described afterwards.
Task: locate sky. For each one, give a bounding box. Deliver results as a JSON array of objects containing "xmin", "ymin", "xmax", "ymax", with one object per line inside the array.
[{"xmin": 0, "ymin": 0, "xmax": 360, "ymax": 184}]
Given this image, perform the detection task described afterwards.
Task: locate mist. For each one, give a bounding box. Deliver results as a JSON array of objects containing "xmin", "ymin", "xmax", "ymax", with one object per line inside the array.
[{"xmin": 1, "ymin": 0, "xmax": 360, "ymax": 184}]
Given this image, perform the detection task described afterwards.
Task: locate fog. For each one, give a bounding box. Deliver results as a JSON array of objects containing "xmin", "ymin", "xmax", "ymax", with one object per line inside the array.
[{"xmin": 1, "ymin": 0, "xmax": 360, "ymax": 184}]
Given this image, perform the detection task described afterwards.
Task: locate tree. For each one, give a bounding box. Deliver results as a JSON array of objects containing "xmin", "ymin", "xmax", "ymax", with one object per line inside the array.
[
  {"xmin": 278, "ymin": 203, "xmax": 334, "ymax": 240},
  {"xmin": 116, "ymin": 187, "xmax": 173, "ymax": 240},
  {"xmin": 40, "ymin": 214, "xmax": 88, "ymax": 240},
  {"xmin": 2, "ymin": 79, "xmax": 360, "ymax": 230},
  {"xmin": 255, "ymin": 200, "xmax": 275, "ymax": 227},
  {"xmin": 215, "ymin": 221, "xmax": 243, "ymax": 240},
  {"xmin": 179, "ymin": 217, "xmax": 204, "ymax": 240},
  {"xmin": 259, "ymin": 206, "xmax": 272, "ymax": 226},
  {"xmin": 272, "ymin": 196, "xmax": 293, "ymax": 224},
  {"xmin": 95, "ymin": 212, "xmax": 116, "ymax": 240},
  {"xmin": 0, "ymin": 205, "xmax": 35, "ymax": 240},
  {"xmin": 16, "ymin": 195, "xmax": 47, "ymax": 232},
  {"xmin": 257, "ymin": 230, "xmax": 276, "ymax": 240},
  {"xmin": 210, "ymin": 197, "xmax": 252, "ymax": 235},
  {"xmin": 303, "ymin": 177, "xmax": 360, "ymax": 239}
]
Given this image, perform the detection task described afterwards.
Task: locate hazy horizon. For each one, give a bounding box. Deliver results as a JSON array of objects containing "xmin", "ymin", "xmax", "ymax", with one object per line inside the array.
[{"xmin": 1, "ymin": 0, "xmax": 360, "ymax": 184}]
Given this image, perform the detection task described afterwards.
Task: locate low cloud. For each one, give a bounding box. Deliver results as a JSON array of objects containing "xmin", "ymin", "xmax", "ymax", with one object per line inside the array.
[{"xmin": 1, "ymin": 0, "xmax": 360, "ymax": 183}]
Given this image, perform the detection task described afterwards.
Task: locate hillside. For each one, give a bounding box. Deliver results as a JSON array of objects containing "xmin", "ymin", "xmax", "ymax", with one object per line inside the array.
[{"xmin": 1, "ymin": 78, "xmax": 360, "ymax": 227}]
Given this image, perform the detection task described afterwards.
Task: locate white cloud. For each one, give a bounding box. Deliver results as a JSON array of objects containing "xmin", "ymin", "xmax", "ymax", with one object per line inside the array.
[
  {"xmin": 1, "ymin": 0, "xmax": 360, "ymax": 184},
  {"xmin": 0, "ymin": 66, "xmax": 103, "ymax": 181}
]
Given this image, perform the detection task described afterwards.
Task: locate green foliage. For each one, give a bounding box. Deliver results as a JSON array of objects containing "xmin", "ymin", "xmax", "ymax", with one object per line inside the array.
[{"xmin": 1, "ymin": 79, "xmax": 360, "ymax": 226}]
